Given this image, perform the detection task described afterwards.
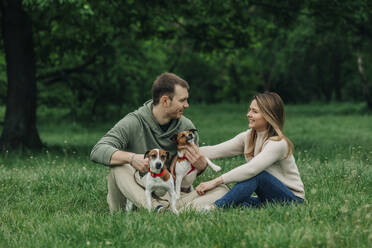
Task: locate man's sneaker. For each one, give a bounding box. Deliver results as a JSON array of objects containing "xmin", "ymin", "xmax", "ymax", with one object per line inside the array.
[{"xmin": 155, "ymin": 205, "xmax": 167, "ymax": 213}]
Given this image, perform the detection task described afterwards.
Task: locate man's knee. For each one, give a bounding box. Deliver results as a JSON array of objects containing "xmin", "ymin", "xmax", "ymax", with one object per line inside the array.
[
  {"xmin": 107, "ymin": 165, "xmax": 138, "ymax": 212},
  {"xmin": 111, "ymin": 164, "xmax": 136, "ymax": 177}
]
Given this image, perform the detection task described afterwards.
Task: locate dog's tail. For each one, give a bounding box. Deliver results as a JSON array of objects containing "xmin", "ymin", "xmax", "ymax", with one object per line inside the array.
[{"xmin": 206, "ymin": 158, "xmax": 222, "ymax": 172}]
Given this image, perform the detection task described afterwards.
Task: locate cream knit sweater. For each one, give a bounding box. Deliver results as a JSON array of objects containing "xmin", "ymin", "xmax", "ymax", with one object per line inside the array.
[{"xmin": 200, "ymin": 130, "xmax": 305, "ymax": 199}]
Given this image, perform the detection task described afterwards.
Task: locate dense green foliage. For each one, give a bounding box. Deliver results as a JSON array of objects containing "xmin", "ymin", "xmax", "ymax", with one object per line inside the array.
[
  {"xmin": 0, "ymin": 103, "xmax": 371, "ymax": 247},
  {"xmin": 1, "ymin": 0, "xmax": 371, "ymax": 122}
]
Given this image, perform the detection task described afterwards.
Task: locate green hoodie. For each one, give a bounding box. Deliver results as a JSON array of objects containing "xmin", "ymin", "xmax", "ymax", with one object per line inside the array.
[{"xmin": 90, "ymin": 100, "xmax": 198, "ymax": 167}]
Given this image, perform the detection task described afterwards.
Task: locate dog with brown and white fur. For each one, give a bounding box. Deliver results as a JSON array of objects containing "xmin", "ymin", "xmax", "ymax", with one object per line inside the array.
[
  {"xmin": 171, "ymin": 129, "xmax": 221, "ymax": 199},
  {"xmin": 126, "ymin": 148, "xmax": 178, "ymax": 214}
]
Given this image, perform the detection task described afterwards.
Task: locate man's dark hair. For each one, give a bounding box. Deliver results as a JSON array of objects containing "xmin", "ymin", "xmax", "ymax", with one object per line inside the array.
[{"xmin": 152, "ymin": 72, "xmax": 190, "ymax": 105}]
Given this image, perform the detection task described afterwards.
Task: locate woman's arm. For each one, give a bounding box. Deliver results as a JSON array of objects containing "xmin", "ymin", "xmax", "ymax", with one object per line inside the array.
[
  {"xmin": 222, "ymin": 139, "xmax": 287, "ymax": 184},
  {"xmin": 195, "ymin": 139, "xmax": 287, "ymax": 195},
  {"xmin": 199, "ymin": 131, "xmax": 247, "ymax": 160},
  {"xmin": 196, "ymin": 176, "xmax": 224, "ymax": 195},
  {"xmin": 180, "ymin": 131, "xmax": 247, "ymax": 174}
]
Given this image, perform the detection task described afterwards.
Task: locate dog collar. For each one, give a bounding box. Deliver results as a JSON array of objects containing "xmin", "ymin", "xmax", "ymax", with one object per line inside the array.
[
  {"xmin": 187, "ymin": 165, "xmax": 195, "ymax": 175},
  {"xmin": 149, "ymin": 168, "xmax": 166, "ymax": 178},
  {"xmin": 180, "ymin": 156, "xmax": 195, "ymax": 175}
]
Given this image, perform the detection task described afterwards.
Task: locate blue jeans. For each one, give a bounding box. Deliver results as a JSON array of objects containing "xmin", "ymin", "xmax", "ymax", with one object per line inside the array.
[{"xmin": 215, "ymin": 171, "xmax": 303, "ymax": 208}]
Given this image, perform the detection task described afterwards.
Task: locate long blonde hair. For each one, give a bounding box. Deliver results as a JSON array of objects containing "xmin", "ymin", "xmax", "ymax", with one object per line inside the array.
[{"xmin": 245, "ymin": 92, "xmax": 294, "ymax": 158}]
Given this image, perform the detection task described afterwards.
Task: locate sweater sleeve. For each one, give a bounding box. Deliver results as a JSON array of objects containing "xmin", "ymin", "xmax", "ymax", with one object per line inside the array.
[
  {"xmin": 199, "ymin": 131, "xmax": 247, "ymax": 160},
  {"xmin": 222, "ymin": 139, "xmax": 287, "ymax": 184},
  {"xmin": 90, "ymin": 115, "xmax": 136, "ymax": 166}
]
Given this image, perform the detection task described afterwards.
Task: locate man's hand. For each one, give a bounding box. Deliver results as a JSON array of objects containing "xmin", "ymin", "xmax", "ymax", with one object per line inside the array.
[
  {"xmin": 196, "ymin": 177, "xmax": 223, "ymax": 195},
  {"xmin": 130, "ymin": 154, "xmax": 149, "ymax": 173},
  {"xmin": 179, "ymin": 143, "xmax": 207, "ymax": 171}
]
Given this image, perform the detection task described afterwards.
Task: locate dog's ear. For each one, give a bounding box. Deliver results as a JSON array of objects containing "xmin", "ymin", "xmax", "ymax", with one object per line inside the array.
[
  {"xmin": 171, "ymin": 134, "xmax": 178, "ymax": 144},
  {"xmin": 144, "ymin": 150, "xmax": 150, "ymax": 159},
  {"xmin": 189, "ymin": 128, "xmax": 198, "ymax": 133}
]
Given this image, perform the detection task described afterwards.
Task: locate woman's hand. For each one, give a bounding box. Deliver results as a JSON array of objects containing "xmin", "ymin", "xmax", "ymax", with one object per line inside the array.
[{"xmin": 196, "ymin": 176, "xmax": 224, "ymax": 195}]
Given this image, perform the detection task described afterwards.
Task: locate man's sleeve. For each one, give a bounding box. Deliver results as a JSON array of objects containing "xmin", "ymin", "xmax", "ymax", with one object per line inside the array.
[{"xmin": 90, "ymin": 115, "xmax": 136, "ymax": 166}]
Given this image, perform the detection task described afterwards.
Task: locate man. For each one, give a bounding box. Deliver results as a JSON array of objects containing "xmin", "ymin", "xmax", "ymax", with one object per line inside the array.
[{"xmin": 90, "ymin": 72, "xmax": 228, "ymax": 212}]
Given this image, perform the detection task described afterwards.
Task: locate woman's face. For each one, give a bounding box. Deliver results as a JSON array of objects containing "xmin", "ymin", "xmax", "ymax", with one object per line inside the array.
[{"xmin": 247, "ymin": 100, "xmax": 268, "ymax": 132}]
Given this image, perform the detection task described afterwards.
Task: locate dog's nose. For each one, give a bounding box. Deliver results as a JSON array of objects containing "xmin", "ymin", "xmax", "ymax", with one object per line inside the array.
[{"xmin": 155, "ymin": 162, "xmax": 162, "ymax": 169}]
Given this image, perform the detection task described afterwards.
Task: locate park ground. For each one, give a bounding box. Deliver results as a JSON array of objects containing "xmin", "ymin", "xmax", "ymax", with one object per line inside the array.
[{"xmin": 0, "ymin": 103, "xmax": 371, "ymax": 247}]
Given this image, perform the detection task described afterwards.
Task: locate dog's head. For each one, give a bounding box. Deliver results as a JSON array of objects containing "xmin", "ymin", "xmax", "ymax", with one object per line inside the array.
[
  {"xmin": 144, "ymin": 149, "xmax": 169, "ymax": 173},
  {"xmin": 171, "ymin": 129, "xmax": 197, "ymax": 146}
]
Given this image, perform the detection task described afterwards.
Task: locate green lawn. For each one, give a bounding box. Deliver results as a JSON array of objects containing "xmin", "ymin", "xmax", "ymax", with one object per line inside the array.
[{"xmin": 0, "ymin": 103, "xmax": 371, "ymax": 247}]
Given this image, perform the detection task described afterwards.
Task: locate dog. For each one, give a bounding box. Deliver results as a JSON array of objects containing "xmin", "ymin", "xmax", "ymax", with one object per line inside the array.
[
  {"xmin": 126, "ymin": 148, "xmax": 178, "ymax": 214},
  {"xmin": 171, "ymin": 129, "xmax": 221, "ymax": 199}
]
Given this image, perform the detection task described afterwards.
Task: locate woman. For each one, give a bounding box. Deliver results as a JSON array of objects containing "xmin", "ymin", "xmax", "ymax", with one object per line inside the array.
[{"xmin": 195, "ymin": 92, "xmax": 305, "ymax": 209}]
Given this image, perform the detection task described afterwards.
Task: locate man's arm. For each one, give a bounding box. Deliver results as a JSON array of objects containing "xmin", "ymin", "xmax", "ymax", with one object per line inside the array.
[
  {"xmin": 90, "ymin": 115, "xmax": 149, "ymax": 172},
  {"xmin": 110, "ymin": 150, "xmax": 149, "ymax": 173}
]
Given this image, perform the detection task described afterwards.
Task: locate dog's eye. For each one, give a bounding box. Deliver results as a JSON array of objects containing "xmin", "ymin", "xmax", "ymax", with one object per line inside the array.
[
  {"xmin": 151, "ymin": 154, "xmax": 157, "ymax": 159},
  {"xmin": 160, "ymin": 155, "xmax": 166, "ymax": 160},
  {"xmin": 181, "ymin": 134, "xmax": 185, "ymax": 137}
]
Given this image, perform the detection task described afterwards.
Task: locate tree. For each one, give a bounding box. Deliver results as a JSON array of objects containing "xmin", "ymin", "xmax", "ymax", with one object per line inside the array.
[
  {"xmin": 0, "ymin": 0, "xmax": 306, "ymax": 150},
  {"xmin": 0, "ymin": 0, "xmax": 42, "ymax": 150},
  {"xmin": 0, "ymin": 0, "xmax": 168, "ymax": 150},
  {"xmin": 10, "ymin": 0, "xmax": 364, "ymax": 151},
  {"xmin": 305, "ymin": 0, "xmax": 372, "ymax": 108}
]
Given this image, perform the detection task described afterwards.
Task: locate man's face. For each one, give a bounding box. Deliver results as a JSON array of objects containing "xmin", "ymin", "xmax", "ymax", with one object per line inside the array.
[{"xmin": 166, "ymin": 85, "xmax": 189, "ymax": 119}]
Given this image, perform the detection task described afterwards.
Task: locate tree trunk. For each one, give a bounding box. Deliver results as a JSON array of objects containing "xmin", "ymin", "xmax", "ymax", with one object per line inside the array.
[
  {"xmin": 333, "ymin": 51, "xmax": 342, "ymax": 101},
  {"xmin": 357, "ymin": 55, "xmax": 372, "ymax": 110},
  {"xmin": 0, "ymin": 0, "xmax": 42, "ymax": 150}
]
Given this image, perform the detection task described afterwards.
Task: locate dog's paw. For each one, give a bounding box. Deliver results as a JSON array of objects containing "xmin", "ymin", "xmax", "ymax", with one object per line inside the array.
[
  {"xmin": 213, "ymin": 166, "xmax": 222, "ymax": 172},
  {"xmin": 126, "ymin": 200, "xmax": 134, "ymax": 212}
]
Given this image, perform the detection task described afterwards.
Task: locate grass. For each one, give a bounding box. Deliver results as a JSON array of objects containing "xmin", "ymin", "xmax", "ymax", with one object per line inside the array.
[{"xmin": 0, "ymin": 103, "xmax": 371, "ymax": 247}]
